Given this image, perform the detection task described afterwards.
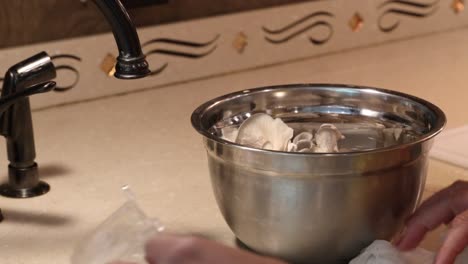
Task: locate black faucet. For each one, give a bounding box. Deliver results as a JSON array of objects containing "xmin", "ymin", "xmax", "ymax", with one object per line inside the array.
[
  {"xmin": 92, "ymin": 0, "xmax": 151, "ymax": 79},
  {"xmin": 0, "ymin": 0, "xmax": 150, "ymax": 199}
]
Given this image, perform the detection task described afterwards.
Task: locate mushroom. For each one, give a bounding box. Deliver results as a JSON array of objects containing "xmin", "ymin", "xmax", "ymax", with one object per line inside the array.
[
  {"xmin": 291, "ymin": 131, "xmax": 314, "ymax": 152},
  {"xmin": 313, "ymin": 124, "xmax": 345, "ymax": 153},
  {"xmin": 382, "ymin": 127, "xmax": 404, "ymax": 147},
  {"xmin": 293, "ymin": 131, "xmax": 314, "ymax": 144},
  {"xmin": 220, "ymin": 126, "xmax": 239, "ymax": 143},
  {"xmin": 235, "ymin": 113, "xmax": 293, "ymax": 151}
]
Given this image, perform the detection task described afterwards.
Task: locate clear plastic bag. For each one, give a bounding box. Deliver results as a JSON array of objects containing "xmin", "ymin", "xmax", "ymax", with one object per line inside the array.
[{"xmin": 71, "ymin": 186, "xmax": 164, "ymax": 264}]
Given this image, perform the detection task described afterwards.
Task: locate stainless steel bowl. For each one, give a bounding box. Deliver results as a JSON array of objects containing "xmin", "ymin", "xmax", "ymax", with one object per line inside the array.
[{"xmin": 191, "ymin": 84, "xmax": 445, "ymax": 264}]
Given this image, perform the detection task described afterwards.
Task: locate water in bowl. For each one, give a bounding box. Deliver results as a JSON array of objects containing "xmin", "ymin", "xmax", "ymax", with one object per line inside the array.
[{"xmin": 209, "ymin": 112, "xmax": 423, "ymax": 152}]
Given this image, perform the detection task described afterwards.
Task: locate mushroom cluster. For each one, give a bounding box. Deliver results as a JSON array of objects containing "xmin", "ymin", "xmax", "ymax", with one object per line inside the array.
[{"xmin": 221, "ymin": 113, "xmax": 345, "ymax": 153}]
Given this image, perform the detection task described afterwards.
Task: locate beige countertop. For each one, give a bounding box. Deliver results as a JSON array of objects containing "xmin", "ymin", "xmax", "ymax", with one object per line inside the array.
[{"xmin": 2, "ymin": 26, "xmax": 468, "ymax": 263}]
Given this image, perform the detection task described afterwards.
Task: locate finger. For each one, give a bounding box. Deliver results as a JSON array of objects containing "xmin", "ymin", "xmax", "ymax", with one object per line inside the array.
[
  {"xmin": 396, "ymin": 181, "xmax": 468, "ymax": 251},
  {"xmin": 395, "ymin": 185, "xmax": 456, "ymax": 250},
  {"xmin": 145, "ymin": 234, "xmax": 287, "ymax": 264},
  {"xmin": 434, "ymin": 211, "xmax": 468, "ymax": 264},
  {"xmin": 145, "ymin": 234, "xmax": 200, "ymax": 264}
]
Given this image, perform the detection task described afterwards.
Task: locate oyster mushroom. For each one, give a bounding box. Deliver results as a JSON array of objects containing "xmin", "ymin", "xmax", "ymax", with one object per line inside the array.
[
  {"xmin": 293, "ymin": 131, "xmax": 314, "ymax": 144},
  {"xmin": 287, "ymin": 142, "xmax": 297, "ymax": 152},
  {"xmin": 381, "ymin": 127, "xmax": 404, "ymax": 147},
  {"xmin": 220, "ymin": 126, "xmax": 239, "ymax": 142},
  {"xmin": 313, "ymin": 124, "xmax": 345, "ymax": 153},
  {"xmin": 235, "ymin": 113, "xmax": 293, "ymax": 151},
  {"xmin": 291, "ymin": 131, "xmax": 314, "ymax": 152}
]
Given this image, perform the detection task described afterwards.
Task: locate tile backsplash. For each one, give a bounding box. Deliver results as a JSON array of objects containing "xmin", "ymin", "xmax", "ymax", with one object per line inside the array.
[{"xmin": 0, "ymin": 0, "xmax": 466, "ymax": 109}]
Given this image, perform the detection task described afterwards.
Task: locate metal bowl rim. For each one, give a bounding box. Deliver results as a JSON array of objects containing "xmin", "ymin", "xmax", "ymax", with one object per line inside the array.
[{"xmin": 191, "ymin": 83, "xmax": 446, "ymax": 156}]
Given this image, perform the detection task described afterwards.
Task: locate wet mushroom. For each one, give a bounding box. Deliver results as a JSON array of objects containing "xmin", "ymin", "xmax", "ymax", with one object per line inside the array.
[
  {"xmin": 313, "ymin": 124, "xmax": 345, "ymax": 153},
  {"xmin": 235, "ymin": 113, "xmax": 293, "ymax": 151}
]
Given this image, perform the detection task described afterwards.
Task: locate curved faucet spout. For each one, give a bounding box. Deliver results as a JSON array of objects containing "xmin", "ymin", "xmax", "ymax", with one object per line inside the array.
[{"xmin": 92, "ymin": 0, "xmax": 151, "ymax": 79}]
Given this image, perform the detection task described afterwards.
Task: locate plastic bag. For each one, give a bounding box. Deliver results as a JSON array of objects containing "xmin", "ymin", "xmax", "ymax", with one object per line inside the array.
[
  {"xmin": 350, "ymin": 240, "xmax": 468, "ymax": 264},
  {"xmin": 71, "ymin": 186, "xmax": 164, "ymax": 264}
]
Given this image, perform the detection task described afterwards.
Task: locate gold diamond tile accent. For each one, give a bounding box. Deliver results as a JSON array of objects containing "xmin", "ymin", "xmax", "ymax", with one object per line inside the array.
[
  {"xmin": 452, "ymin": 0, "xmax": 465, "ymax": 13},
  {"xmin": 233, "ymin": 32, "xmax": 248, "ymax": 54},
  {"xmin": 100, "ymin": 53, "xmax": 116, "ymax": 77},
  {"xmin": 349, "ymin": 13, "xmax": 364, "ymax": 32}
]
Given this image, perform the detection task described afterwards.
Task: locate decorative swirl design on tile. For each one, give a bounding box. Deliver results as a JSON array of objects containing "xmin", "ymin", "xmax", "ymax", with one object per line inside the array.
[
  {"xmin": 378, "ymin": 0, "xmax": 439, "ymax": 33},
  {"xmin": 142, "ymin": 35, "xmax": 220, "ymax": 76},
  {"xmin": 262, "ymin": 11, "xmax": 334, "ymax": 45},
  {"xmin": 50, "ymin": 54, "xmax": 82, "ymax": 92},
  {"xmin": 143, "ymin": 35, "xmax": 219, "ymax": 49}
]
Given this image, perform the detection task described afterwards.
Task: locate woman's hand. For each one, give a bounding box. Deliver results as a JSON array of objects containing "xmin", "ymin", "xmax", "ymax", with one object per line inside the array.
[
  {"xmin": 395, "ymin": 180, "xmax": 468, "ymax": 264},
  {"xmin": 113, "ymin": 234, "xmax": 286, "ymax": 264},
  {"xmin": 144, "ymin": 234, "xmax": 286, "ymax": 264},
  {"xmin": 113, "ymin": 180, "xmax": 468, "ymax": 264}
]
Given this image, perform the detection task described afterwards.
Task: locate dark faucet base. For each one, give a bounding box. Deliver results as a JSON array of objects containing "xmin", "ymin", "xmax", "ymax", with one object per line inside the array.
[
  {"xmin": 0, "ymin": 163, "xmax": 50, "ymax": 198},
  {"xmin": 0, "ymin": 181, "xmax": 49, "ymax": 198}
]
